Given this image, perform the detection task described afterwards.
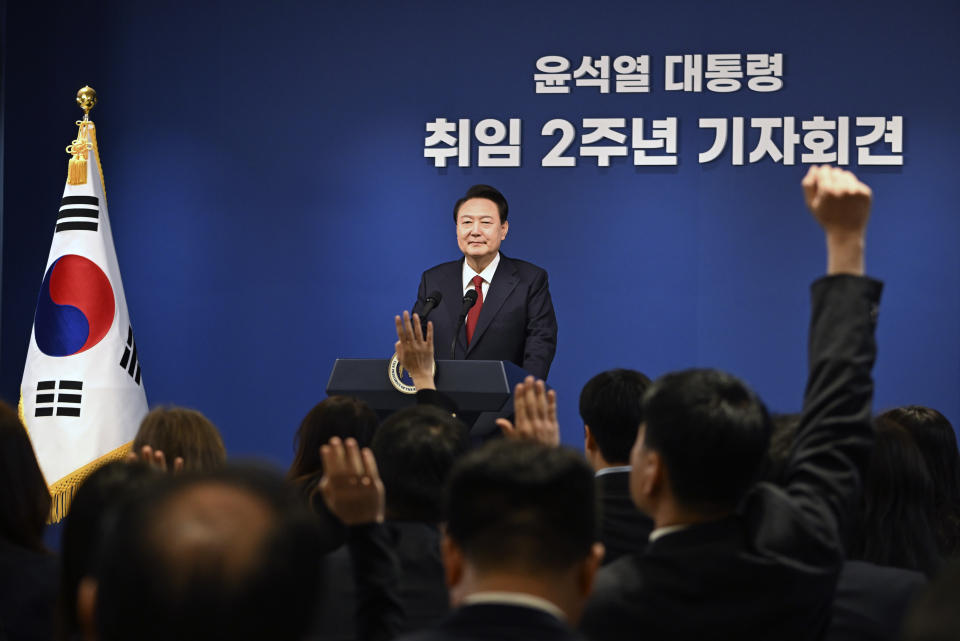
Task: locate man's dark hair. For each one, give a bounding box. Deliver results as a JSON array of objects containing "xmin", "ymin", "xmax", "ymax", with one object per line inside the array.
[
  {"xmin": 579, "ymin": 369, "xmax": 652, "ymax": 463},
  {"xmin": 96, "ymin": 465, "xmax": 323, "ymax": 641},
  {"xmin": 452, "ymin": 184, "xmax": 508, "ymax": 223},
  {"xmin": 58, "ymin": 461, "xmax": 157, "ymax": 641},
  {"xmin": 642, "ymin": 369, "xmax": 771, "ymax": 512},
  {"xmin": 373, "ymin": 405, "xmax": 468, "ymax": 523},
  {"xmin": 0, "ymin": 400, "xmax": 50, "ymax": 552},
  {"xmin": 445, "ymin": 440, "xmax": 596, "ymax": 572}
]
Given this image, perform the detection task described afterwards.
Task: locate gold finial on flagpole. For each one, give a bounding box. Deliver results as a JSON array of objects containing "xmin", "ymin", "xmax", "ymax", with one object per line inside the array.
[
  {"xmin": 67, "ymin": 86, "xmax": 96, "ymax": 185},
  {"xmin": 76, "ymin": 86, "xmax": 97, "ymax": 119}
]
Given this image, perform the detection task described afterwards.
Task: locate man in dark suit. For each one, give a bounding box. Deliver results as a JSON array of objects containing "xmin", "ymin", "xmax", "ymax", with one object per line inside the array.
[
  {"xmin": 579, "ymin": 369, "xmax": 655, "ymax": 565},
  {"xmin": 396, "ymin": 439, "xmax": 604, "ymax": 641},
  {"xmin": 412, "ymin": 185, "xmax": 557, "ymax": 380},
  {"xmin": 580, "ymin": 166, "xmax": 881, "ymax": 641}
]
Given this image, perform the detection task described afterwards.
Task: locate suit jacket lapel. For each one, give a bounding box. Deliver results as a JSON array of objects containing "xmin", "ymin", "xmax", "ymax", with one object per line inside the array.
[
  {"xmin": 466, "ymin": 254, "xmax": 519, "ymax": 357},
  {"xmin": 445, "ymin": 259, "xmax": 468, "ymax": 357}
]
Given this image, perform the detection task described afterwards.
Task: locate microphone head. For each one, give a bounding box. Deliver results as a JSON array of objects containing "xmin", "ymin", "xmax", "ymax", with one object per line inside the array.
[
  {"xmin": 463, "ymin": 289, "xmax": 478, "ymax": 305},
  {"xmin": 425, "ymin": 290, "xmax": 443, "ymax": 305}
]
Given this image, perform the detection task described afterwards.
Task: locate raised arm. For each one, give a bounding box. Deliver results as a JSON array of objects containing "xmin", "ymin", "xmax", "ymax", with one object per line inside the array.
[{"xmin": 782, "ymin": 166, "xmax": 881, "ymax": 545}]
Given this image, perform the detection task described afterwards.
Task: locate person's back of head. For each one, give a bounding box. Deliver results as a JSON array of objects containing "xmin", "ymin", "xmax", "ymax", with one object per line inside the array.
[
  {"xmin": 95, "ymin": 465, "xmax": 323, "ymax": 641},
  {"xmin": 636, "ymin": 369, "xmax": 771, "ymax": 517},
  {"xmin": 444, "ymin": 440, "xmax": 601, "ymax": 623},
  {"xmin": 848, "ymin": 418, "xmax": 941, "ymax": 576},
  {"xmin": 133, "ymin": 406, "xmax": 226, "ymax": 472},
  {"xmin": 288, "ymin": 396, "xmax": 378, "ymax": 486},
  {"xmin": 579, "ymin": 369, "xmax": 651, "ymax": 469},
  {"xmin": 58, "ymin": 461, "xmax": 156, "ymax": 641},
  {"xmin": 878, "ymin": 406, "xmax": 960, "ymax": 557},
  {"xmin": 372, "ymin": 405, "xmax": 468, "ymax": 523},
  {"xmin": 0, "ymin": 400, "xmax": 50, "ymax": 552}
]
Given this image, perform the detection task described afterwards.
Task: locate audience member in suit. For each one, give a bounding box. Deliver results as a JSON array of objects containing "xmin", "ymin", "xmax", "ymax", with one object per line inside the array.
[
  {"xmin": 56, "ymin": 461, "xmax": 156, "ymax": 641},
  {"xmin": 847, "ymin": 417, "xmax": 942, "ymax": 578},
  {"xmin": 0, "ymin": 400, "xmax": 58, "ymax": 641},
  {"xmin": 903, "ymin": 559, "xmax": 960, "ymax": 641},
  {"xmin": 766, "ymin": 414, "xmax": 927, "ymax": 641},
  {"xmin": 89, "ymin": 439, "xmax": 401, "ymax": 641},
  {"xmin": 578, "ymin": 369, "xmax": 654, "ymax": 565},
  {"xmin": 128, "ymin": 406, "xmax": 227, "ymax": 473},
  {"xmin": 397, "ymin": 437, "xmax": 604, "ymax": 641},
  {"xmin": 878, "ymin": 406, "xmax": 960, "ymax": 558},
  {"xmin": 580, "ymin": 166, "xmax": 882, "ymax": 641},
  {"xmin": 411, "ymin": 184, "xmax": 558, "ymax": 380},
  {"xmin": 373, "ymin": 406, "xmax": 469, "ymax": 632}
]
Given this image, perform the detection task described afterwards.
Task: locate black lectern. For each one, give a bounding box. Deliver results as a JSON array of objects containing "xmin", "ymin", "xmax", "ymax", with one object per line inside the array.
[{"xmin": 325, "ymin": 359, "xmax": 530, "ymax": 439}]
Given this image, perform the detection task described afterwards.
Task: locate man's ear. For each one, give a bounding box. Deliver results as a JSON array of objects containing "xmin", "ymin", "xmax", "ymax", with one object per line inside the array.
[
  {"xmin": 639, "ymin": 448, "xmax": 664, "ymax": 498},
  {"xmin": 500, "ymin": 220, "xmax": 509, "ymax": 240},
  {"xmin": 577, "ymin": 542, "xmax": 605, "ymax": 596},
  {"xmin": 77, "ymin": 576, "xmax": 98, "ymax": 641},
  {"xmin": 584, "ymin": 425, "xmax": 597, "ymax": 453},
  {"xmin": 441, "ymin": 533, "xmax": 465, "ymax": 592}
]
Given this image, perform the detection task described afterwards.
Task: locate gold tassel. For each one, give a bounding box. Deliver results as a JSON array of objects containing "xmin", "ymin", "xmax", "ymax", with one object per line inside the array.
[
  {"xmin": 65, "ymin": 119, "xmax": 93, "ymax": 186},
  {"xmin": 46, "ymin": 441, "xmax": 133, "ymax": 523}
]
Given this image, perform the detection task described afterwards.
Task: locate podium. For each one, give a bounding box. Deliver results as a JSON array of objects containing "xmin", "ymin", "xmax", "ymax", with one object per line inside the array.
[{"xmin": 325, "ymin": 359, "xmax": 531, "ymax": 439}]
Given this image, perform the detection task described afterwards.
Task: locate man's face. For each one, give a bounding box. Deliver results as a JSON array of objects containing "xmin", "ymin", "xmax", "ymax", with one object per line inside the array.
[{"xmin": 456, "ymin": 198, "xmax": 508, "ymax": 265}]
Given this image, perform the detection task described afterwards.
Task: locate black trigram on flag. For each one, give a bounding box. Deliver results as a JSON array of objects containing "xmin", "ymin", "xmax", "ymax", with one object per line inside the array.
[
  {"xmin": 35, "ymin": 380, "xmax": 83, "ymax": 417},
  {"xmin": 120, "ymin": 326, "xmax": 142, "ymax": 385},
  {"xmin": 56, "ymin": 195, "xmax": 99, "ymax": 233}
]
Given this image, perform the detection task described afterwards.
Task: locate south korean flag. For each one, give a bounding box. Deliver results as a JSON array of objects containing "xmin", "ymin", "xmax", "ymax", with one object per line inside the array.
[{"xmin": 20, "ymin": 121, "xmax": 148, "ymax": 520}]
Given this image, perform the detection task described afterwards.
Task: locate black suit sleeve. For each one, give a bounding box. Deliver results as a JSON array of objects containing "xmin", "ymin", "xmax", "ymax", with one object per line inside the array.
[
  {"xmin": 520, "ymin": 268, "xmax": 558, "ymax": 380},
  {"xmin": 347, "ymin": 523, "xmax": 405, "ymax": 641}
]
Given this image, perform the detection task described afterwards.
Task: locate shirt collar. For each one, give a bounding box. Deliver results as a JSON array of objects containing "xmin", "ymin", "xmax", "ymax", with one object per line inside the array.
[
  {"xmin": 462, "ymin": 252, "xmax": 501, "ymax": 291},
  {"xmin": 648, "ymin": 523, "xmax": 690, "ymax": 542},
  {"xmin": 595, "ymin": 465, "xmax": 632, "ymax": 478},
  {"xmin": 462, "ymin": 591, "xmax": 566, "ymax": 621}
]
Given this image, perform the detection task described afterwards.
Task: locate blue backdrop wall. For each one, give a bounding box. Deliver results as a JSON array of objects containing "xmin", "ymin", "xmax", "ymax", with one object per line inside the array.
[{"xmin": 3, "ymin": 0, "xmax": 958, "ymax": 467}]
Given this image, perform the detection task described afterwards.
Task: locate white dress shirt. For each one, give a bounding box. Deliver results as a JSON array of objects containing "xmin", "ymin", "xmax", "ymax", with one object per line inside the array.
[
  {"xmin": 462, "ymin": 591, "xmax": 566, "ymax": 621},
  {"xmin": 462, "ymin": 252, "xmax": 501, "ymax": 300}
]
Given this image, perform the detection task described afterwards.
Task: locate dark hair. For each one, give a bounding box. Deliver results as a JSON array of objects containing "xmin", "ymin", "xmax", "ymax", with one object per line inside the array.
[
  {"xmin": 879, "ymin": 406, "xmax": 960, "ymax": 557},
  {"xmin": 0, "ymin": 400, "xmax": 51, "ymax": 551},
  {"xmin": 287, "ymin": 396, "xmax": 379, "ymax": 487},
  {"xmin": 642, "ymin": 369, "xmax": 771, "ymax": 512},
  {"xmin": 903, "ymin": 559, "xmax": 960, "ymax": 641},
  {"xmin": 134, "ymin": 406, "xmax": 226, "ymax": 472},
  {"xmin": 96, "ymin": 465, "xmax": 323, "ymax": 641},
  {"xmin": 372, "ymin": 406, "xmax": 468, "ymax": 523},
  {"xmin": 579, "ymin": 369, "xmax": 652, "ymax": 464},
  {"xmin": 57, "ymin": 461, "xmax": 157, "ymax": 640},
  {"xmin": 848, "ymin": 417, "xmax": 942, "ymax": 576},
  {"xmin": 452, "ymin": 184, "xmax": 508, "ymax": 223},
  {"xmin": 445, "ymin": 440, "xmax": 596, "ymax": 572}
]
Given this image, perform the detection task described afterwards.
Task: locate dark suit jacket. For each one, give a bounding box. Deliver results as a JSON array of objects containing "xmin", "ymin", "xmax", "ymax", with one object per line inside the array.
[
  {"xmin": 312, "ymin": 521, "xmax": 448, "ymax": 641},
  {"xmin": 581, "ymin": 276, "xmax": 883, "ymax": 641},
  {"xmin": 412, "ymin": 254, "xmax": 557, "ymax": 380},
  {"xmin": 826, "ymin": 561, "xmax": 926, "ymax": 641},
  {"xmin": 0, "ymin": 538, "xmax": 58, "ymax": 641},
  {"xmin": 596, "ymin": 470, "xmax": 653, "ymax": 565},
  {"xmin": 397, "ymin": 603, "xmax": 584, "ymax": 641}
]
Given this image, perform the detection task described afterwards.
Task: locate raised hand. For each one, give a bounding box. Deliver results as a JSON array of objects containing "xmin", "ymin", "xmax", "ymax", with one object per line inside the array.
[
  {"xmin": 496, "ymin": 376, "xmax": 560, "ymax": 446},
  {"xmin": 125, "ymin": 444, "xmax": 184, "ymax": 474},
  {"xmin": 318, "ymin": 437, "xmax": 385, "ymax": 525},
  {"xmin": 395, "ymin": 311, "xmax": 436, "ymax": 390},
  {"xmin": 802, "ymin": 165, "xmax": 872, "ymax": 275}
]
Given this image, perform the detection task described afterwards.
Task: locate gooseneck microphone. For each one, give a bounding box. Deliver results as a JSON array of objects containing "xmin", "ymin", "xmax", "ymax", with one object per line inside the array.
[
  {"xmin": 419, "ymin": 290, "xmax": 443, "ymax": 322},
  {"xmin": 450, "ymin": 289, "xmax": 478, "ymax": 359}
]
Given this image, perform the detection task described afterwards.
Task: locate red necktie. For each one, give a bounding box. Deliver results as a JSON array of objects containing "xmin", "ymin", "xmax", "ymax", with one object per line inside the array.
[{"xmin": 466, "ymin": 275, "xmax": 483, "ymax": 344}]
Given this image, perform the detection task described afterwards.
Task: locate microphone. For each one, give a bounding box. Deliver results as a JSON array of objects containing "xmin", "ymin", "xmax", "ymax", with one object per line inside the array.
[
  {"xmin": 450, "ymin": 289, "xmax": 478, "ymax": 359},
  {"xmin": 419, "ymin": 290, "xmax": 443, "ymax": 321}
]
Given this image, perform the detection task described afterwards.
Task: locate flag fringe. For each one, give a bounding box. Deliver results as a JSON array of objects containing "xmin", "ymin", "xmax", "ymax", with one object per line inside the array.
[{"xmin": 47, "ymin": 441, "xmax": 133, "ymax": 523}]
